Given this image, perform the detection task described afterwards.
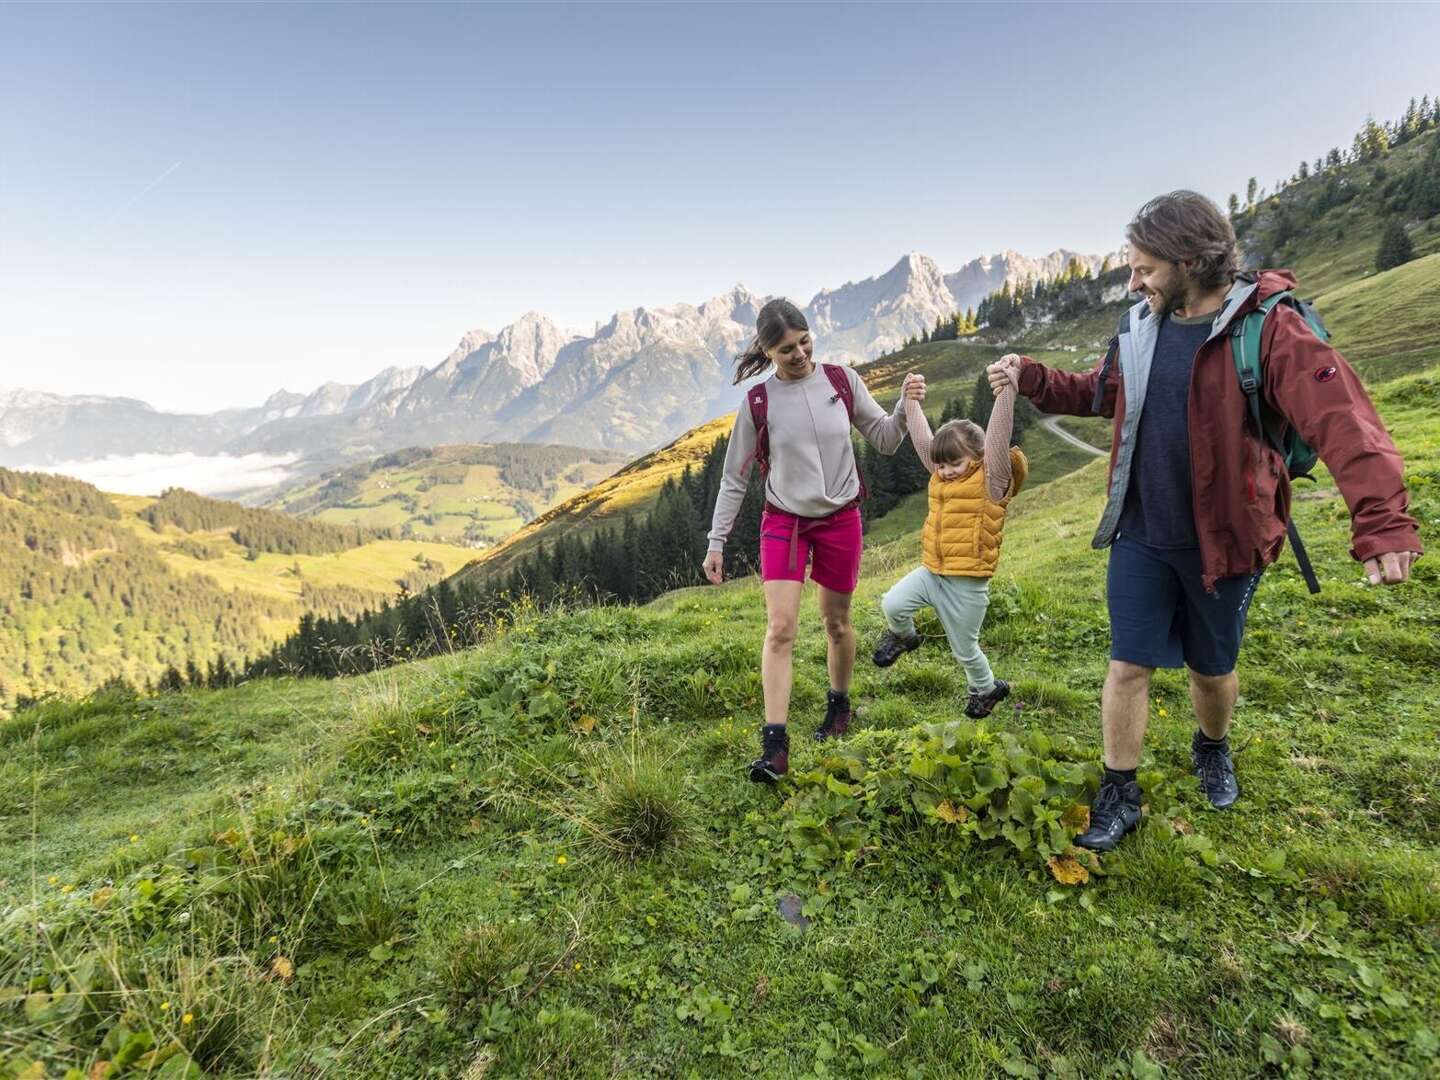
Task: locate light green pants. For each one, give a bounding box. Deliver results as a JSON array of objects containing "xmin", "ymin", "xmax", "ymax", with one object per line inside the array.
[{"xmin": 881, "ymin": 567, "xmax": 995, "ymax": 692}]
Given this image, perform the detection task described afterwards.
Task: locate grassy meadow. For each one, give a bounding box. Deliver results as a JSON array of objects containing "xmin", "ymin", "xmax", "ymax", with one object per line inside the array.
[{"xmin": 2, "ymin": 249, "xmax": 1436, "ymax": 1077}]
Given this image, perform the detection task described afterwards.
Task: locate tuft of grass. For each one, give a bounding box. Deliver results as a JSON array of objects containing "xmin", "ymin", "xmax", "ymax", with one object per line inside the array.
[{"xmin": 574, "ymin": 744, "xmax": 694, "ymax": 863}]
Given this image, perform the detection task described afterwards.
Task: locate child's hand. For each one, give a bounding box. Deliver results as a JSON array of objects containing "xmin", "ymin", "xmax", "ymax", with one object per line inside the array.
[
  {"xmin": 902, "ymin": 372, "xmax": 927, "ymax": 402},
  {"xmin": 986, "ymin": 354, "xmax": 1022, "ymax": 395}
]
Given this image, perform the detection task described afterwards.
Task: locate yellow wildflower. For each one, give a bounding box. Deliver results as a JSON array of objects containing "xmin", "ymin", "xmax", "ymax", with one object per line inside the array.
[
  {"xmin": 556, "ymin": 855, "xmax": 568, "ymax": 865},
  {"xmin": 160, "ymin": 1002, "xmax": 171, "ymax": 1011},
  {"xmin": 182, "ymin": 1012, "xmax": 194, "ymax": 1025}
]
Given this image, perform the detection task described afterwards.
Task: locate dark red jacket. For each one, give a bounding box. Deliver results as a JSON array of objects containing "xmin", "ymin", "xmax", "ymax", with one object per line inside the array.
[{"xmin": 1017, "ymin": 269, "xmax": 1422, "ymax": 590}]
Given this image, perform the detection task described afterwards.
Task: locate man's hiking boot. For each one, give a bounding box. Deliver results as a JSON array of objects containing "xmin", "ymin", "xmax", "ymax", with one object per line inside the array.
[
  {"xmin": 1191, "ymin": 730, "xmax": 1240, "ymax": 809},
  {"xmin": 1075, "ymin": 775, "xmax": 1143, "ymax": 852},
  {"xmin": 965, "ymin": 678, "xmax": 1010, "ymax": 719},
  {"xmin": 814, "ymin": 690, "xmax": 852, "ymax": 742},
  {"xmin": 872, "ymin": 629, "xmax": 920, "ymax": 668},
  {"xmin": 748, "ymin": 724, "xmax": 789, "ymax": 784}
]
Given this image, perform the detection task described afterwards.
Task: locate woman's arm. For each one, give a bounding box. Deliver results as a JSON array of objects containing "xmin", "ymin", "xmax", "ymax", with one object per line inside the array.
[
  {"xmin": 984, "ymin": 373, "xmax": 1018, "ymax": 501},
  {"xmin": 848, "ymin": 369, "xmax": 909, "ymax": 454},
  {"xmin": 706, "ymin": 407, "xmax": 757, "ymax": 553}
]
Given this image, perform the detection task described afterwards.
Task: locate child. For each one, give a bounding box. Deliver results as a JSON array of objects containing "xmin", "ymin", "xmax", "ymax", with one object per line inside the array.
[{"xmin": 872, "ymin": 359, "xmax": 1028, "ymax": 718}]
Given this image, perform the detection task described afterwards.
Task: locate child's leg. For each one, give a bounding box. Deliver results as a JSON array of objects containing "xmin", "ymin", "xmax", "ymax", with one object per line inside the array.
[
  {"xmin": 933, "ymin": 577, "xmax": 995, "ymax": 691},
  {"xmin": 880, "ymin": 567, "xmax": 936, "ymax": 637}
]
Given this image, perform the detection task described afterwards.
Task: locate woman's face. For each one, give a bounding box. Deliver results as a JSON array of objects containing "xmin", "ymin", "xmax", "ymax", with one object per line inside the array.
[{"xmin": 767, "ymin": 326, "xmax": 814, "ymax": 379}]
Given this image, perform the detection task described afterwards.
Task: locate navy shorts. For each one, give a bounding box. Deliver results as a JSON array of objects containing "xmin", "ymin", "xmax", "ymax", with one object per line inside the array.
[{"xmin": 1106, "ymin": 536, "xmax": 1262, "ymax": 676}]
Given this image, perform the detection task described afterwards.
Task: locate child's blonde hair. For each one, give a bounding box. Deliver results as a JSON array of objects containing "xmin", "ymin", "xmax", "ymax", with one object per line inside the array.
[{"xmin": 931, "ymin": 419, "xmax": 984, "ymax": 465}]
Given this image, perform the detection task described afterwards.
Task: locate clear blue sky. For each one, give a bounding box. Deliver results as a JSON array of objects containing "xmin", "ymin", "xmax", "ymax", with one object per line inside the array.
[{"xmin": 3, "ymin": 1, "xmax": 1437, "ymax": 413}]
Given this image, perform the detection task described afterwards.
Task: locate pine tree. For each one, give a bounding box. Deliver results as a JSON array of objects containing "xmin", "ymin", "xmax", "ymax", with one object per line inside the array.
[
  {"xmin": 1227, "ymin": 193, "xmax": 1241, "ymax": 217},
  {"xmin": 1246, "ymin": 177, "xmax": 1258, "ymax": 207},
  {"xmin": 1375, "ymin": 218, "xmax": 1414, "ymax": 272}
]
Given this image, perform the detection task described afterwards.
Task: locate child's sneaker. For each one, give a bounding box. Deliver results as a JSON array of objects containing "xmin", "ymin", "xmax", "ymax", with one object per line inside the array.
[
  {"xmin": 872, "ymin": 629, "xmax": 920, "ymax": 668},
  {"xmin": 814, "ymin": 690, "xmax": 852, "ymax": 742},
  {"xmin": 964, "ymin": 678, "xmax": 1010, "ymax": 718},
  {"xmin": 748, "ymin": 724, "xmax": 790, "ymax": 783}
]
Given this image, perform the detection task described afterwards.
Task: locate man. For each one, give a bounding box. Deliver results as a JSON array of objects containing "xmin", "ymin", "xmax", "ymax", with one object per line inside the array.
[{"xmin": 988, "ymin": 190, "xmax": 1422, "ymax": 851}]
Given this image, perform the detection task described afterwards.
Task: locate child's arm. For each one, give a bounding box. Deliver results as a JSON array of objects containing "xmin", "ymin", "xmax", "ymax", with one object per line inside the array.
[
  {"xmin": 903, "ymin": 393, "xmax": 938, "ymax": 475},
  {"xmin": 984, "ymin": 374, "xmax": 1018, "ymax": 501}
]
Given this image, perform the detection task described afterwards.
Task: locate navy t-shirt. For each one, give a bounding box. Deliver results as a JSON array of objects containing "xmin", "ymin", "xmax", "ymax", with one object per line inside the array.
[{"xmin": 1117, "ymin": 310, "xmax": 1217, "ymax": 550}]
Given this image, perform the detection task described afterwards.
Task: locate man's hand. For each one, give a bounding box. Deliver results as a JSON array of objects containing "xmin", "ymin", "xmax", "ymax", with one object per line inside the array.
[
  {"xmin": 1362, "ymin": 549, "xmax": 1418, "ymax": 586},
  {"xmin": 902, "ymin": 372, "xmax": 926, "ymax": 402},
  {"xmin": 702, "ymin": 551, "xmax": 724, "ymax": 585},
  {"xmin": 986, "ymin": 353, "xmax": 1022, "ymax": 396}
]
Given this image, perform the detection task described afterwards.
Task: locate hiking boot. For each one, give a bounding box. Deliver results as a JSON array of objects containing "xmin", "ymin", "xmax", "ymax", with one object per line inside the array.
[
  {"xmin": 814, "ymin": 690, "xmax": 852, "ymax": 742},
  {"xmin": 1074, "ymin": 776, "xmax": 1143, "ymax": 852},
  {"xmin": 748, "ymin": 724, "xmax": 789, "ymax": 783},
  {"xmin": 1191, "ymin": 730, "xmax": 1240, "ymax": 809},
  {"xmin": 965, "ymin": 678, "xmax": 1010, "ymax": 719},
  {"xmin": 872, "ymin": 629, "xmax": 920, "ymax": 668}
]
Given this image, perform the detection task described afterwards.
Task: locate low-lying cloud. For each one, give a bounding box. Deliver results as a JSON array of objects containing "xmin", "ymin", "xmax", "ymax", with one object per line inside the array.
[{"xmin": 40, "ymin": 452, "xmax": 301, "ymax": 498}]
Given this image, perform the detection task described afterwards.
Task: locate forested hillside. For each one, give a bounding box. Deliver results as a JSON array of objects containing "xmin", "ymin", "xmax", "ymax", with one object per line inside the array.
[
  {"xmin": 0, "ymin": 473, "xmax": 474, "ymax": 706},
  {"xmin": 268, "ymin": 443, "xmax": 625, "ymax": 547}
]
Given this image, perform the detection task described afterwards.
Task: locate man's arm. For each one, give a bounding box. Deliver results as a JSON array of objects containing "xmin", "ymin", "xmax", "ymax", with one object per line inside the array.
[
  {"xmin": 1000, "ymin": 346, "xmax": 1119, "ymax": 418},
  {"xmin": 1262, "ymin": 306, "xmax": 1422, "ymax": 579}
]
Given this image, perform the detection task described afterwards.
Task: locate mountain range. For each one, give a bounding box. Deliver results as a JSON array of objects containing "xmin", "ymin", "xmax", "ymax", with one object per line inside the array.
[{"xmin": 1, "ymin": 247, "xmax": 1111, "ymax": 476}]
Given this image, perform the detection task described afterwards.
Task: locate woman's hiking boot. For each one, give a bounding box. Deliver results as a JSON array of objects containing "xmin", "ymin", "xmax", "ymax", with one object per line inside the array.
[
  {"xmin": 1075, "ymin": 773, "xmax": 1142, "ymax": 852},
  {"xmin": 749, "ymin": 724, "xmax": 790, "ymax": 784},
  {"xmin": 872, "ymin": 629, "xmax": 920, "ymax": 668},
  {"xmin": 814, "ymin": 690, "xmax": 852, "ymax": 742},
  {"xmin": 1191, "ymin": 730, "xmax": 1240, "ymax": 808},
  {"xmin": 964, "ymin": 678, "xmax": 1010, "ymax": 719}
]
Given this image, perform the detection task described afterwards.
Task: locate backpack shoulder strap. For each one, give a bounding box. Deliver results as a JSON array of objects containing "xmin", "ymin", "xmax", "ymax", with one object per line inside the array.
[
  {"xmin": 744, "ymin": 382, "xmax": 770, "ymax": 476},
  {"xmin": 821, "ymin": 363, "xmax": 856, "ymax": 422}
]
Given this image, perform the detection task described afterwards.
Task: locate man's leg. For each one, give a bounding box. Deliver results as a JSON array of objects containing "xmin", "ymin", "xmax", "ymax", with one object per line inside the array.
[
  {"xmin": 1188, "ymin": 668, "xmax": 1238, "ymax": 740},
  {"xmin": 1175, "ymin": 563, "xmax": 1259, "ymax": 808},
  {"xmin": 1076, "ymin": 538, "xmax": 1182, "ymax": 852},
  {"xmin": 1101, "ymin": 660, "xmax": 1155, "ymax": 770}
]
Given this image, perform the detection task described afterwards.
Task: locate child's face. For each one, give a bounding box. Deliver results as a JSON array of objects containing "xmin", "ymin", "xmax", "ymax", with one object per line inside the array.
[{"xmin": 936, "ymin": 456, "xmax": 976, "ymax": 480}]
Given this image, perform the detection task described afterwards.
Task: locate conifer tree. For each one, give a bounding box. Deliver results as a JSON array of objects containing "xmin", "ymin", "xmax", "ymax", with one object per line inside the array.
[{"xmin": 1376, "ymin": 218, "xmax": 1414, "ymax": 271}]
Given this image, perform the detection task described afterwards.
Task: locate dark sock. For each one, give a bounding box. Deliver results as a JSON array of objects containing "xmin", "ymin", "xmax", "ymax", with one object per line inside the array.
[
  {"xmin": 1195, "ymin": 729, "xmax": 1229, "ymax": 749},
  {"xmin": 827, "ymin": 690, "xmax": 849, "ymax": 708},
  {"xmin": 761, "ymin": 723, "xmax": 787, "ymax": 737},
  {"xmin": 1103, "ymin": 766, "xmax": 1138, "ymax": 787}
]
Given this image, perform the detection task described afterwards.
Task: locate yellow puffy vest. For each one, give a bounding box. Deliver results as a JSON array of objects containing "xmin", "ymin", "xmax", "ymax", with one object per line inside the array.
[{"xmin": 921, "ymin": 447, "xmax": 1028, "ymax": 577}]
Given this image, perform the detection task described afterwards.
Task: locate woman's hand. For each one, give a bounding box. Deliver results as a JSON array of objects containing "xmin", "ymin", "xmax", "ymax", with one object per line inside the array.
[
  {"xmin": 702, "ymin": 551, "xmax": 724, "ymax": 585},
  {"xmin": 986, "ymin": 354, "xmax": 1022, "ymax": 396},
  {"xmin": 902, "ymin": 372, "xmax": 927, "ymax": 402}
]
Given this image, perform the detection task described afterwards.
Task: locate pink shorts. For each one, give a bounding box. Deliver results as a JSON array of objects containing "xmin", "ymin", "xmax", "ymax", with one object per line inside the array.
[{"xmin": 759, "ymin": 504, "xmax": 863, "ymax": 594}]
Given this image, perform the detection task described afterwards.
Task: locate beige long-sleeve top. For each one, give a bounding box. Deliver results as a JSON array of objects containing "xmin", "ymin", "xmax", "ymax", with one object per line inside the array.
[{"xmin": 707, "ymin": 365, "xmax": 908, "ymax": 552}]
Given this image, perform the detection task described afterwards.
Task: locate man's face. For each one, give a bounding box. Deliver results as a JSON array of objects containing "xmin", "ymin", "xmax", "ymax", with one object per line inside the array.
[{"xmin": 1127, "ymin": 249, "xmax": 1189, "ymax": 316}]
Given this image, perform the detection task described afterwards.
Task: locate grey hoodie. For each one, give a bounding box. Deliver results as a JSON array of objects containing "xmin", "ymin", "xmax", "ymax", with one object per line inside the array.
[{"xmin": 707, "ymin": 364, "xmax": 908, "ymax": 553}]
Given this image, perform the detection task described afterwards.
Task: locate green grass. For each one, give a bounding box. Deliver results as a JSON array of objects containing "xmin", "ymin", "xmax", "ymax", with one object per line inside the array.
[
  {"xmin": 4, "ymin": 210, "xmax": 1438, "ymax": 1078},
  {"xmin": 4, "ymin": 357, "xmax": 1435, "ymax": 1077}
]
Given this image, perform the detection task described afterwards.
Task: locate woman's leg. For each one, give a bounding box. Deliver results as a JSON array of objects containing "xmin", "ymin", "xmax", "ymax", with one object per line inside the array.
[
  {"xmin": 816, "ymin": 585, "xmax": 855, "ymax": 693},
  {"xmin": 761, "ymin": 579, "xmax": 805, "ymax": 726},
  {"xmin": 933, "ymin": 576, "xmax": 995, "ymax": 691}
]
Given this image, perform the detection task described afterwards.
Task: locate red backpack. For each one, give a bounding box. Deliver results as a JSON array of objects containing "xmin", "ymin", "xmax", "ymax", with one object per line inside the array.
[{"xmin": 745, "ymin": 363, "xmax": 866, "ymax": 501}]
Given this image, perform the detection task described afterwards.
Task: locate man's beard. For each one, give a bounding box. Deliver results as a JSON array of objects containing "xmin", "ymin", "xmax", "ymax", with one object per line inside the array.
[{"xmin": 1149, "ymin": 274, "xmax": 1192, "ymax": 316}]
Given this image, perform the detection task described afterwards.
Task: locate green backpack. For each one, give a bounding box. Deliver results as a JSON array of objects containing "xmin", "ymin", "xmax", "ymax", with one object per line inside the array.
[{"xmin": 1228, "ymin": 291, "xmax": 1328, "ymax": 593}]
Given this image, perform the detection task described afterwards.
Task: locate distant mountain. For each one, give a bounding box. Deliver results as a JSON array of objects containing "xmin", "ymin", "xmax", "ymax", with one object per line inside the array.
[{"xmin": 2, "ymin": 247, "xmax": 1113, "ymax": 472}]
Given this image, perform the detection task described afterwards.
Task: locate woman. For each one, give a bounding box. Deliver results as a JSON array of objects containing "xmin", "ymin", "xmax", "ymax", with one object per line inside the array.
[{"xmin": 702, "ymin": 298, "xmax": 922, "ymax": 782}]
